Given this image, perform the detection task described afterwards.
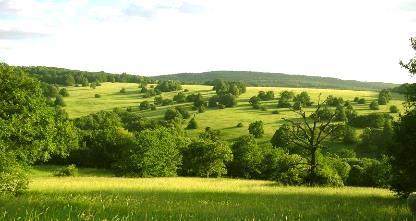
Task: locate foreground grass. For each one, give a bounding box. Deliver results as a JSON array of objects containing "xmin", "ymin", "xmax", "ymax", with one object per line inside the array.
[{"xmin": 0, "ymin": 167, "xmax": 413, "ymax": 221}]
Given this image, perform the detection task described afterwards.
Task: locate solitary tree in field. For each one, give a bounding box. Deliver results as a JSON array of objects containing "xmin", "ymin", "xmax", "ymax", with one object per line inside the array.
[{"xmin": 282, "ymin": 95, "xmax": 343, "ymax": 185}]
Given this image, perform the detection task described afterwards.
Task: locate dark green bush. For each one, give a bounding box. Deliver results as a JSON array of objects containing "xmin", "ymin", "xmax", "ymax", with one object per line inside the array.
[
  {"xmin": 369, "ymin": 101, "xmax": 379, "ymax": 110},
  {"xmin": 181, "ymin": 139, "xmax": 232, "ymax": 177},
  {"xmin": 186, "ymin": 118, "xmax": 198, "ymax": 129},
  {"xmin": 120, "ymin": 88, "xmax": 126, "ymax": 93},
  {"xmin": 358, "ymin": 98, "xmax": 366, "ymax": 104},
  {"xmin": 140, "ymin": 101, "xmax": 151, "ymax": 110},
  {"xmin": 236, "ymin": 122, "xmax": 244, "ymax": 127},
  {"xmin": 389, "ymin": 105, "xmax": 399, "ymax": 113},
  {"xmin": 228, "ymin": 135, "xmax": 263, "ymax": 179},
  {"xmin": 54, "ymin": 95, "xmax": 65, "ymax": 106},
  {"xmin": 59, "ymin": 88, "xmax": 70, "ymax": 97},
  {"xmin": 94, "ymin": 94, "xmax": 101, "ymax": 98},
  {"xmin": 54, "ymin": 164, "xmax": 78, "ymax": 177},
  {"xmin": 272, "ymin": 110, "xmax": 280, "ymax": 114}
]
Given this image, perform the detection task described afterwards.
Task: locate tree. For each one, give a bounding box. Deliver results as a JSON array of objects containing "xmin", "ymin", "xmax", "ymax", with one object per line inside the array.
[
  {"xmin": 249, "ymin": 96, "xmax": 261, "ymax": 107},
  {"xmin": 294, "ymin": 91, "xmax": 312, "ymax": 107},
  {"xmin": 155, "ymin": 80, "xmax": 182, "ymax": 92},
  {"xmin": 154, "ymin": 96, "xmax": 163, "ymax": 105},
  {"xmin": 271, "ymin": 124, "xmax": 292, "ymax": 148},
  {"xmin": 186, "ymin": 117, "xmax": 198, "ymax": 129},
  {"xmin": 277, "ymin": 90, "xmax": 294, "ymax": 108},
  {"xmin": 59, "ymin": 88, "xmax": 70, "ymax": 97},
  {"xmin": 248, "ymin": 121, "xmax": 264, "ymax": 138},
  {"xmin": 218, "ymin": 93, "xmax": 237, "ymax": 107},
  {"xmin": 164, "ymin": 108, "xmax": 182, "ymax": 121},
  {"xmin": 369, "ymin": 100, "xmax": 380, "ymax": 110},
  {"xmin": 390, "ymin": 105, "xmax": 399, "ymax": 113},
  {"xmin": 181, "ymin": 139, "xmax": 232, "ymax": 177},
  {"xmin": 389, "ymin": 37, "xmax": 416, "ymax": 197},
  {"xmin": 228, "ymin": 135, "xmax": 263, "ymax": 178},
  {"xmin": 208, "ymin": 95, "xmax": 219, "ymax": 107},
  {"xmin": 378, "ymin": 89, "xmax": 392, "ymax": 105},
  {"xmin": 114, "ymin": 127, "xmax": 190, "ymax": 177},
  {"xmin": 140, "ymin": 101, "xmax": 151, "ymax": 110},
  {"xmin": 173, "ymin": 92, "xmax": 187, "ymax": 103},
  {"xmin": 282, "ymin": 96, "xmax": 343, "ymax": 185},
  {"xmin": 0, "ymin": 63, "xmax": 78, "ymax": 194},
  {"xmin": 54, "ymin": 95, "xmax": 66, "ymax": 106}
]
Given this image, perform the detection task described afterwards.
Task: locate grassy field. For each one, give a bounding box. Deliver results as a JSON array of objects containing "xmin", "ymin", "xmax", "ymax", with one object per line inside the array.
[
  {"xmin": 0, "ymin": 166, "xmax": 413, "ymax": 221},
  {"xmin": 63, "ymin": 83, "xmax": 404, "ymax": 144}
]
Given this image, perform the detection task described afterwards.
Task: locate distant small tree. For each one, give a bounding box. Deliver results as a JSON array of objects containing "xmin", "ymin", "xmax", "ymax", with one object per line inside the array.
[
  {"xmin": 294, "ymin": 91, "xmax": 313, "ymax": 107},
  {"xmin": 120, "ymin": 88, "xmax": 126, "ymax": 93},
  {"xmin": 154, "ymin": 96, "xmax": 163, "ymax": 105},
  {"xmin": 390, "ymin": 105, "xmax": 399, "ymax": 113},
  {"xmin": 173, "ymin": 92, "xmax": 187, "ymax": 103},
  {"xmin": 162, "ymin": 99, "xmax": 174, "ymax": 106},
  {"xmin": 218, "ymin": 93, "xmax": 237, "ymax": 107},
  {"xmin": 378, "ymin": 89, "xmax": 392, "ymax": 105},
  {"xmin": 95, "ymin": 94, "xmax": 101, "ymax": 98},
  {"xmin": 249, "ymin": 96, "xmax": 261, "ymax": 108},
  {"xmin": 369, "ymin": 101, "xmax": 380, "ymax": 110},
  {"xmin": 140, "ymin": 101, "xmax": 151, "ymax": 110},
  {"xmin": 271, "ymin": 124, "xmax": 292, "ymax": 148},
  {"xmin": 59, "ymin": 88, "xmax": 70, "ymax": 97},
  {"xmin": 358, "ymin": 98, "xmax": 366, "ymax": 104},
  {"xmin": 164, "ymin": 108, "xmax": 182, "ymax": 121},
  {"xmin": 228, "ymin": 135, "xmax": 263, "ymax": 178},
  {"xmin": 186, "ymin": 117, "xmax": 198, "ymax": 129},
  {"xmin": 208, "ymin": 95, "xmax": 219, "ymax": 108},
  {"xmin": 248, "ymin": 121, "xmax": 264, "ymax": 138},
  {"xmin": 54, "ymin": 95, "xmax": 66, "ymax": 106}
]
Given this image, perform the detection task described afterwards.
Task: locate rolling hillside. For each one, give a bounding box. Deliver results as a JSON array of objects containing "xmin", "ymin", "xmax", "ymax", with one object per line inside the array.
[{"xmin": 151, "ymin": 71, "xmax": 397, "ymax": 91}]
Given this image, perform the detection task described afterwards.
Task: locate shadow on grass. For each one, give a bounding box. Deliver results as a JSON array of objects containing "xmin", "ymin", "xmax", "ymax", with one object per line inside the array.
[{"xmin": 1, "ymin": 189, "xmax": 411, "ymax": 221}]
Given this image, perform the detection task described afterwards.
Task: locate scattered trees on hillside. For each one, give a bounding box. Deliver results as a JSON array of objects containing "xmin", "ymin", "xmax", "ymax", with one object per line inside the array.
[
  {"xmin": 211, "ymin": 79, "xmax": 246, "ymax": 96},
  {"xmin": 378, "ymin": 89, "xmax": 392, "ymax": 105},
  {"xmin": 155, "ymin": 80, "xmax": 182, "ymax": 92},
  {"xmin": 248, "ymin": 121, "xmax": 264, "ymax": 138}
]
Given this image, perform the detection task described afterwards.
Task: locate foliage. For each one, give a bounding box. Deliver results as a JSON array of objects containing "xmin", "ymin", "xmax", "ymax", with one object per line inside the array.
[
  {"xmin": 348, "ymin": 113, "xmax": 391, "ymax": 128},
  {"xmin": 293, "ymin": 91, "xmax": 313, "ymax": 107},
  {"xmin": 120, "ymin": 88, "xmax": 126, "ymax": 93},
  {"xmin": 249, "ymin": 96, "xmax": 261, "ymax": 108},
  {"xmin": 139, "ymin": 101, "xmax": 151, "ymax": 110},
  {"xmin": 346, "ymin": 157, "xmax": 391, "ymax": 188},
  {"xmin": 248, "ymin": 121, "xmax": 264, "ymax": 138},
  {"xmin": 59, "ymin": 88, "xmax": 70, "ymax": 97},
  {"xmin": 0, "ymin": 152, "xmax": 28, "ymax": 196},
  {"xmin": 181, "ymin": 139, "xmax": 232, "ymax": 177},
  {"xmin": 186, "ymin": 118, "xmax": 198, "ymax": 129},
  {"xmin": 357, "ymin": 98, "xmax": 366, "ymax": 104},
  {"xmin": 326, "ymin": 95, "xmax": 344, "ymax": 107},
  {"xmin": 258, "ymin": 91, "xmax": 274, "ymax": 100},
  {"xmin": 270, "ymin": 124, "xmax": 292, "ymax": 148},
  {"xmin": 389, "ymin": 105, "xmax": 399, "ymax": 113},
  {"xmin": 0, "ymin": 63, "xmax": 78, "ymax": 164},
  {"xmin": 114, "ymin": 127, "xmax": 190, "ymax": 177},
  {"xmin": 164, "ymin": 108, "xmax": 182, "ymax": 121},
  {"xmin": 211, "ymin": 79, "xmax": 246, "ymax": 96},
  {"xmin": 173, "ymin": 92, "xmax": 187, "ymax": 103},
  {"xmin": 54, "ymin": 164, "xmax": 78, "ymax": 177},
  {"xmin": 218, "ymin": 93, "xmax": 237, "ymax": 107},
  {"xmin": 154, "ymin": 96, "xmax": 163, "ymax": 105},
  {"xmin": 369, "ymin": 100, "xmax": 379, "ymax": 110},
  {"xmin": 378, "ymin": 89, "xmax": 392, "ymax": 105},
  {"xmin": 54, "ymin": 95, "xmax": 66, "ymax": 106},
  {"xmin": 236, "ymin": 122, "xmax": 244, "ymax": 127},
  {"xmin": 228, "ymin": 135, "xmax": 263, "ymax": 178},
  {"xmin": 155, "ymin": 80, "xmax": 182, "ymax": 92},
  {"xmin": 162, "ymin": 99, "xmax": 174, "ymax": 106},
  {"xmin": 408, "ymin": 193, "xmax": 416, "ymax": 215},
  {"xmin": 94, "ymin": 94, "xmax": 101, "ymax": 98}
]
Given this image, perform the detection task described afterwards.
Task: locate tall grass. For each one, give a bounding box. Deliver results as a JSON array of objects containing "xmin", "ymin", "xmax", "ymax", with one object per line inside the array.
[{"xmin": 0, "ymin": 167, "xmax": 413, "ymax": 220}]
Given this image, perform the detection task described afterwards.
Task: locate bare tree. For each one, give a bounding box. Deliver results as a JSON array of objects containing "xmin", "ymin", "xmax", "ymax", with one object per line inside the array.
[{"xmin": 282, "ymin": 95, "xmax": 343, "ymax": 185}]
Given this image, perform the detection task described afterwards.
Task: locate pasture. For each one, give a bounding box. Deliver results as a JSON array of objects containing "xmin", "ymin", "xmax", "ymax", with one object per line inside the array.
[
  {"xmin": 63, "ymin": 82, "xmax": 404, "ymax": 143},
  {"xmin": 0, "ymin": 166, "xmax": 412, "ymax": 221}
]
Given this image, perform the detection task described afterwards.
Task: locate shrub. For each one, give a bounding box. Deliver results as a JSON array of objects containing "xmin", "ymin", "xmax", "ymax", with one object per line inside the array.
[
  {"xmin": 346, "ymin": 157, "xmax": 391, "ymax": 187},
  {"xmin": 390, "ymin": 105, "xmax": 399, "ymax": 113},
  {"xmin": 54, "ymin": 164, "xmax": 78, "ymax": 177},
  {"xmin": 0, "ymin": 152, "xmax": 28, "ymax": 196},
  {"xmin": 173, "ymin": 92, "xmax": 187, "ymax": 103},
  {"xmin": 218, "ymin": 104, "xmax": 225, "ymax": 109},
  {"xmin": 343, "ymin": 126, "xmax": 358, "ymax": 144},
  {"xmin": 335, "ymin": 105, "xmax": 347, "ymax": 121},
  {"xmin": 260, "ymin": 106, "xmax": 267, "ymax": 111},
  {"xmin": 54, "ymin": 95, "xmax": 66, "ymax": 106},
  {"xmin": 186, "ymin": 118, "xmax": 198, "ymax": 129},
  {"xmin": 94, "ymin": 94, "xmax": 101, "ymax": 98},
  {"xmin": 358, "ymin": 98, "xmax": 366, "ymax": 104},
  {"xmin": 369, "ymin": 101, "xmax": 379, "ymax": 110},
  {"xmin": 348, "ymin": 113, "xmax": 391, "ymax": 128},
  {"xmin": 248, "ymin": 121, "xmax": 264, "ymax": 138},
  {"xmin": 164, "ymin": 108, "xmax": 182, "ymax": 121},
  {"xmin": 120, "ymin": 88, "xmax": 126, "ymax": 93},
  {"xmin": 154, "ymin": 96, "xmax": 163, "ymax": 105},
  {"xmin": 162, "ymin": 99, "xmax": 174, "ymax": 106},
  {"xmin": 155, "ymin": 80, "xmax": 182, "ymax": 92},
  {"xmin": 294, "ymin": 91, "xmax": 312, "ymax": 107},
  {"xmin": 218, "ymin": 93, "xmax": 237, "ymax": 107},
  {"xmin": 181, "ymin": 139, "xmax": 232, "ymax": 177},
  {"xmin": 272, "ymin": 110, "xmax": 280, "ymax": 114},
  {"xmin": 408, "ymin": 193, "xmax": 416, "ymax": 215},
  {"xmin": 208, "ymin": 95, "xmax": 219, "ymax": 107},
  {"xmin": 236, "ymin": 122, "xmax": 244, "ymax": 127},
  {"xmin": 139, "ymin": 101, "xmax": 151, "ymax": 110},
  {"xmin": 175, "ymin": 106, "xmax": 190, "ymax": 119},
  {"xmin": 59, "ymin": 88, "xmax": 70, "ymax": 97},
  {"xmin": 326, "ymin": 95, "xmax": 344, "ymax": 107},
  {"xmin": 271, "ymin": 124, "xmax": 292, "ymax": 148},
  {"xmin": 249, "ymin": 96, "xmax": 261, "ymax": 107},
  {"xmin": 198, "ymin": 106, "xmax": 206, "ymax": 113},
  {"xmin": 353, "ymin": 97, "xmax": 359, "ymax": 102},
  {"xmin": 150, "ymin": 104, "xmax": 156, "ymax": 110}
]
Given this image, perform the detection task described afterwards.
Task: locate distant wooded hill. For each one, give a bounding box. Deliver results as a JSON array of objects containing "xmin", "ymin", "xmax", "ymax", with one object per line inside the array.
[{"xmin": 151, "ymin": 71, "xmax": 397, "ymax": 91}]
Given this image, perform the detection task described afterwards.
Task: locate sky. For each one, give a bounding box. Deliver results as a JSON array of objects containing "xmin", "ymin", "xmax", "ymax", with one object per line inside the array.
[{"xmin": 0, "ymin": 0, "xmax": 415, "ymax": 83}]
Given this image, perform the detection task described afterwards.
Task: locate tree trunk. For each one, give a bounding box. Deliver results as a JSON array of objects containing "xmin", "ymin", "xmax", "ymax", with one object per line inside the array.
[{"xmin": 308, "ymin": 148, "xmax": 318, "ymax": 185}]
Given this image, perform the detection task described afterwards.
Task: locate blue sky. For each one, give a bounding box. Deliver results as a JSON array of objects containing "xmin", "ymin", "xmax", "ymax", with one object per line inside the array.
[{"xmin": 0, "ymin": 0, "xmax": 415, "ymax": 83}]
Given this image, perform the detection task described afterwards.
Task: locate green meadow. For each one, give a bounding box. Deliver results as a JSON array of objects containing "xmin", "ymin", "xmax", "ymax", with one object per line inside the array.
[
  {"xmin": 63, "ymin": 82, "xmax": 404, "ymax": 143},
  {"xmin": 0, "ymin": 166, "xmax": 412, "ymax": 221}
]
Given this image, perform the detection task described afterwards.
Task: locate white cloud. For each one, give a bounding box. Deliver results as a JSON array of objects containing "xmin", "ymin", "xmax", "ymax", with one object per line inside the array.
[{"xmin": 0, "ymin": 0, "xmax": 415, "ymax": 83}]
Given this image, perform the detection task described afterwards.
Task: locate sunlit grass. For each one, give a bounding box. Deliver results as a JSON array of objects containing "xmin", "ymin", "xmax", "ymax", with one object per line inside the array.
[{"xmin": 0, "ymin": 167, "xmax": 412, "ymax": 221}]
